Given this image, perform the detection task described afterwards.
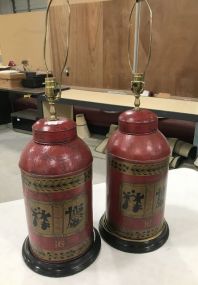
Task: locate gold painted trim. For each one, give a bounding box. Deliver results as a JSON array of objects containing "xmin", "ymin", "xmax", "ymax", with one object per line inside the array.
[
  {"xmin": 101, "ymin": 215, "xmax": 165, "ymax": 242},
  {"xmin": 109, "ymin": 156, "xmax": 169, "ymax": 176},
  {"xmin": 31, "ymin": 238, "xmax": 92, "ymax": 262},
  {"xmin": 22, "ymin": 167, "xmax": 91, "ymax": 193}
]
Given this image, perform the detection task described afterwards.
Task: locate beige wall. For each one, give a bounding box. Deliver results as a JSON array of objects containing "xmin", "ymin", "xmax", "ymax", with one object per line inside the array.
[{"xmin": 0, "ymin": 11, "xmax": 51, "ymax": 71}]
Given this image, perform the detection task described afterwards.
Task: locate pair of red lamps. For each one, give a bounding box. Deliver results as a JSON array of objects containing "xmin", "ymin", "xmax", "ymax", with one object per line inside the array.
[
  {"xmin": 19, "ymin": 0, "xmax": 170, "ymax": 276},
  {"xmin": 19, "ymin": 77, "xmax": 170, "ymax": 277}
]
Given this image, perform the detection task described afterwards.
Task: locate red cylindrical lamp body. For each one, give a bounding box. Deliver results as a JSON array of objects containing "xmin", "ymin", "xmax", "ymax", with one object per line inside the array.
[
  {"xmin": 99, "ymin": 109, "xmax": 170, "ymax": 253},
  {"xmin": 19, "ymin": 118, "xmax": 100, "ymax": 277}
]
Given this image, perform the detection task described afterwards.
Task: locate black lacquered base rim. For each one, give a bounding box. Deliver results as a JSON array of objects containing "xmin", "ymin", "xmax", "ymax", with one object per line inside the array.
[
  {"xmin": 99, "ymin": 215, "xmax": 169, "ymax": 254},
  {"xmin": 22, "ymin": 228, "xmax": 101, "ymax": 277}
]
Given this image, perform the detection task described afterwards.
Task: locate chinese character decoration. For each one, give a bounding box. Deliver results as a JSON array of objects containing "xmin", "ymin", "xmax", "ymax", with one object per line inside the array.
[{"xmin": 32, "ymin": 207, "xmax": 51, "ymax": 230}]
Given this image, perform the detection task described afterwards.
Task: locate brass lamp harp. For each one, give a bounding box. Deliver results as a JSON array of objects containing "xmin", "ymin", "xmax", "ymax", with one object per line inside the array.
[
  {"xmin": 128, "ymin": 0, "xmax": 152, "ymax": 109},
  {"xmin": 43, "ymin": 0, "xmax": 71, "ymax": 120}
]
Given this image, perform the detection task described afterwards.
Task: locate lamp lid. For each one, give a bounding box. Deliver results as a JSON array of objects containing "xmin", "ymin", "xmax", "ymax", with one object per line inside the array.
[
  {"xmin": 33, "ymin": 118, "xmax": 77, "ymax": 144},
  {"xmin": 119, "ymin": 109, "xmax": 158, "ymax": 135}
]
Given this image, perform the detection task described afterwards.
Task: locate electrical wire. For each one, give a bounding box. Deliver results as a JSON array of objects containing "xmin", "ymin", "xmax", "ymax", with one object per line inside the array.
[{"xmin": 128, "ymin": 0, "xmax": 152, "ymax": 77}]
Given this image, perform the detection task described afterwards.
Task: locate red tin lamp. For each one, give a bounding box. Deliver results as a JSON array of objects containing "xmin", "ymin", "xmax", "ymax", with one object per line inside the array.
[
  {"xmin": 19, "ymin": 0, "xmax": 100, "ymax": 277},
  {"xmin": 99, "ymin": 0, "xmax": 171, "ymax": 253}
]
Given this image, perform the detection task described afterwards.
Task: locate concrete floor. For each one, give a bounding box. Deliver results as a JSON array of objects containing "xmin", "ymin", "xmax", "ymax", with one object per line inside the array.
[{"xmin": 0, "ymin": 124, "xmax": 106, "ymax": 203}]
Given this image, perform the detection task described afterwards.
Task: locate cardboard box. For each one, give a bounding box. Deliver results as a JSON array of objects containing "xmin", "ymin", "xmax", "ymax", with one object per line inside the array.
[{"xmin": 0, "ymin": 71, "xmax": 25, "ymax": 88}]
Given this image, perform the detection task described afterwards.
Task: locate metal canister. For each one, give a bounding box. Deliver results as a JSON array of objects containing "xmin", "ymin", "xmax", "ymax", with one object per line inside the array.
[
  {"xmin": 19, "ymin": 118, "xmax": 101, "ymax": 277},
  {"xmin": 99, "ymin": 109, "xmax": 170, "ymax": 253}
]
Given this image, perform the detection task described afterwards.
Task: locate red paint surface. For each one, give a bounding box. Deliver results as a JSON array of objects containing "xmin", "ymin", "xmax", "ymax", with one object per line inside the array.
[
  {"xmin": 19, "ymin": 118, "xmax": 93, "ymax": 262},
  {"xmin": 106, "ymin": 109, "xmax": 170, "ymax": 237}
]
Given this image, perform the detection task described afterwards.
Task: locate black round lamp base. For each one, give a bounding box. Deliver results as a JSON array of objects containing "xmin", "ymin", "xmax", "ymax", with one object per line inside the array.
[
  {"xmin": 22, "ymin": 228, "xmax": 101, "ymax": 277},
  {"xmin": 99, "ymin": 215, "xmax": 169, "ymax": 254}
]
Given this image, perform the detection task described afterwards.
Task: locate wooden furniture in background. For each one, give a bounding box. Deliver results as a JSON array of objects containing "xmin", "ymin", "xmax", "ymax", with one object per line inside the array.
[
  {"xmin": 40, "ymin": 88, "xmax": 198, "ymax": 149},
  {"xmin": 0, "ymin": 72, "xmax": 25, "ymax": 88},
  {"xmin": 49, "ymin": 1, "xmax": 104, "ymax": 88},
  {"xmin": 0, "ymin": 85, "xmax": 72, "ymax": 132},
  {"xmin": 42, "ymin": 88, "xmax": 198, "ymax": 120},
  {"xmin": 49, "ymin": 0, "xmax": 198, "ymax": 98},
  {"xmin": 0, "ymin": 86, "xmax": 46, "ymax": 131}
]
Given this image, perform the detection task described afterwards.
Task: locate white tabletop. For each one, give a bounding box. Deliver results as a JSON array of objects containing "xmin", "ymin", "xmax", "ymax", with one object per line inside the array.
[{"xmin": 0, "ymin": 168, "xmax": 198, "ymax": 285}]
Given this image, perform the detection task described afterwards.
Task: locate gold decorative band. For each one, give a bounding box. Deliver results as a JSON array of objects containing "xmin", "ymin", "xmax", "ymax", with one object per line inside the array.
[
  {"xmin": 101, "ymin": 215, "xmax": 165, "ymax": 241},
  {"xmin": 31, "ymin": 238, "xmax": 92, "ymax": 262},
  {"xmin": 22, "ymin": 167, "xmax": 91, "ymax": 193},
  {"xmin": 109, "ymin": 156, "xmax": 169, "ymax": 176}
]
